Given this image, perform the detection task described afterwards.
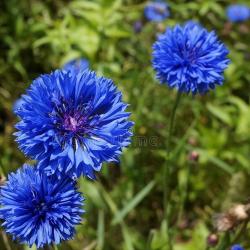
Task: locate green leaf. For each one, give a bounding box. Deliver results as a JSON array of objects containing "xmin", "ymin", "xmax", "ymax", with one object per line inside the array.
[
  {"xmin": 121, "ymin": 224, "xmax": 135, "ymax": 250},
  {"xmin": 79, "ymin": 178, "xmax": 106, "ymax": 209},
  {"xmin": 174, "ymin": 222, "xmax": 209, "ymax": 250},
  {"xmin": 199, "ymin": 150, "xmax": 234, "ymax": 174},
  {"xmin": 150, "ymin": 221, "xmax": 168, "ymax": 250},
  {"xmin": 207, "ymin": 103, "xmax": 232, "ymax": 125},
  {"xmin": 112, "ymin": 181, "xmax": 155, "ymax": 225},
  {"xmin": 105, "ymin": 27, "xmax": 131, "ymax": 38}
]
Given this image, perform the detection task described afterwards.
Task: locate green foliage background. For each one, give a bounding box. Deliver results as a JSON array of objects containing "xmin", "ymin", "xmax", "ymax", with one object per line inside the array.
[{"xmin": 0, "ymin": 0, "xmax": 250, "ymax": 249}]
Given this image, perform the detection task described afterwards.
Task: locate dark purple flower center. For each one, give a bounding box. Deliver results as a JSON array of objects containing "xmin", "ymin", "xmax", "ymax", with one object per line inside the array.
[
  {"xmin": 180, "ymin": 47, "xmax": 198, "ymax": 66},
  {"xmin": 63, "ymin": 115, "xmax": 80, "ymax": 132},
  {"xmin": 51, "ymin": 99, "xmax": 97, "ymax": 145},
  {"xmin": 35, "ymin": 202, "xmax": 48, "ymax": 214},
  {"xmin": 61, "ymin": 111, "xmax": 89, "ymax": 135}
]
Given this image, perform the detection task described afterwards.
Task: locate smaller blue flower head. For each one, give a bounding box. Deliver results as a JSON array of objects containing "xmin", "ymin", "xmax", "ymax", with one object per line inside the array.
[
  {"xmin": 0, "ymin": 165, "xmax": 84, "ymax": 248},
  {"xmin": 15, "ymin": 69, "xmax": 133, "ymax": 179},
  {"xmin": 152, "ymin": 22, "xmax": 230, "ymax": 94},
  {"xmin": 144, "ymin": 0, "xmax": 169, "ymax": 22},
  {"xmin": 227, "ymin": 4, "xmax": 250, "ymax": 23},
  {"xmin": 63, "ymin": 58, "xmax": 89, "ymax": 74},
  {"xmin": 231, "ymin": 244, "xmax": 245, "ymax": 250}
]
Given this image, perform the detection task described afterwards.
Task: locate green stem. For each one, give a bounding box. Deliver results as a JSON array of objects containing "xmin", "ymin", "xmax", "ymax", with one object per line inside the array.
[
  {"xmin": 216, "ymin": 221, "xmax": 248, "ymax": 250},
  {"xmin": 146, "ymin": 231, "xmax": 154, "ymax": 250},
  {"xmin": 43, "ymin": 245, "xmax": 58, "ymax": 250},
  {"xmin": 53, "ymin": 244, "xmax": 59, "ymax": 250},
  {"xmin": 163, "ymin": 92, "xmax": 182, "ymax": 250},
  {"xmin": 0, "ymin": 159, "xmax": 7, "ymax": 177},
  {"xmin": 1, "ymin": 231, "xmax": 11, "ymax": 250},
  {"xmin": 216, "ymin": 232, "xmax": 230, "ymax": 250},
  {"xmin": 177, "ymin": 161, "xmax": 191, "ymax": 225},
  {"xmin": 231, "ymin": 220, "xmax": 248, "ymax": 244}
]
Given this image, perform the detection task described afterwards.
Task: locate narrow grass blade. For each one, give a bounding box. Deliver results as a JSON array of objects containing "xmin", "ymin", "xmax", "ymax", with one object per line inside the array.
[
  {"xmin": 97, "ymin": 210, "xmax": 105, "ymax": 250},
  {"xmin": 112, "ymin": 181, "xmax": 155, "ymax": 225}
]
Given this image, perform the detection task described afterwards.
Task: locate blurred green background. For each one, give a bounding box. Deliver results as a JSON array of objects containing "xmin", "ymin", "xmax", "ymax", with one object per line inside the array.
[{"xmin": 0, "ymin": 0, "xmax": 250, "ymax": 249}]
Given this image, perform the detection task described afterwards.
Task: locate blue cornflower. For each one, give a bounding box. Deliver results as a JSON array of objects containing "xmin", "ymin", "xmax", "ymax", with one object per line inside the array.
[
  {"xmin": 144, "ymin": 0, "xmax": 169, "ymax": 22},
  {"xmin": 63, "ymin": 58, "xmax": 89, "ymax": 74},
  {"xmin": 231, "ymin": 244, "xmax": 244, "ymax": 250},
  {"xmin": 226, "ymin": 4, "xmax": 250, "ymax": 23},
  {"xmin": 0, "ymin": 164, "xmax": 84, "ymax": 248},
  {"xmin": 14, "ymin": 70, "xmax": 133, "ymax": 179},
  {"xmin": 152, "ymin": 22, "xmax": 230, "ymax": 94}
]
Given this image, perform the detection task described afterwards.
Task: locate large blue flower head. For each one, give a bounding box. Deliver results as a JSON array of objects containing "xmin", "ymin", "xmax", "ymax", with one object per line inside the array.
[
  {"xmin": 231, "ymin": 244, "xmax": 244, "ymax": 250},
  {"xmin": 63, "ymin": 58, "xmax": 89, "ymax": 74},
  {"xmin": 144, "ymin": 0, "xmax": 169, "ymax": 22},
  {"xmin": 152, "ymin": 22, "xmax": 230, "ymax": 94},
  {"xmin": 226, "ymin": 4, "xmax": 250, "ymax": 23},
  {"xmin": 0, "ymin": 164, "xmax": 84, "ymax": 248},
  {"xmin": 14, "ymin": 70, "xmax": 133, "ymax": 179}
]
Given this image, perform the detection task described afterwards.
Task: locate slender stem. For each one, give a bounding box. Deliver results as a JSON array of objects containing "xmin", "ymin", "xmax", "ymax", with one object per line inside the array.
[
  {"xmin": 231, "ymin": 220, "xmax": 248, "ymax": 244},
  {"xmin": 177, "ymin": 161, "xmax": 191, "ymax": 225},
  {"xmin": 146, "ymin": 231, "xmax": 154, "ymax": 250},
  {"xmin": 0, "ymin": 159, "xmax": 7, "ymax": 177},
  {"xmin": 43, "ymin": 245, "xmax": 52, "ymax": 250},
  {"xmin": 217, "ymin": 232, "xmax": 230, "ymax": 250},
  {"xmin": 43, "ymin": 245, "xmax": 58, "ymax": 250},
  {"xmin": 53, "ymin": 244, "xmax": 59, "ymax": 250},
  {"xmin": 1, "ymin": 231, "xmax": 11, "ymax": 250},
  {"xmin": 216, "ymin": 221, "xmax": 248, "ymax": 250},
  {"xmin": 163, "ymin": 92, "xmax": 182, "ymax": 250},
  {"xmin": 205, "ymin": 245, "xmax": 210, "ymax": 250}
]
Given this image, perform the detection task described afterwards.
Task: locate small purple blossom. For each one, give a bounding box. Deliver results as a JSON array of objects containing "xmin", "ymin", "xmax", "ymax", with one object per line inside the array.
[
  {"xmin": 231, "ymin": 244, "xmax": 245, "ymax": 250},
  {"xmin": 133, "ymin": 21, "xmax": 143, "ymax": 33},
  {"xmin": 144, "ymin": 0, "xmax": 169, "ymax": 22},
  {"xmin": 226, "ymin": 4, "xmax": 250, "ymax": 23}
]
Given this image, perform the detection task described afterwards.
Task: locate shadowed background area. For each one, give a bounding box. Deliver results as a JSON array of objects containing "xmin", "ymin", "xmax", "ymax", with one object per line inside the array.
[{"xmin": 0, "ymin": 0, "xmax": 250, "ymax": 249}]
